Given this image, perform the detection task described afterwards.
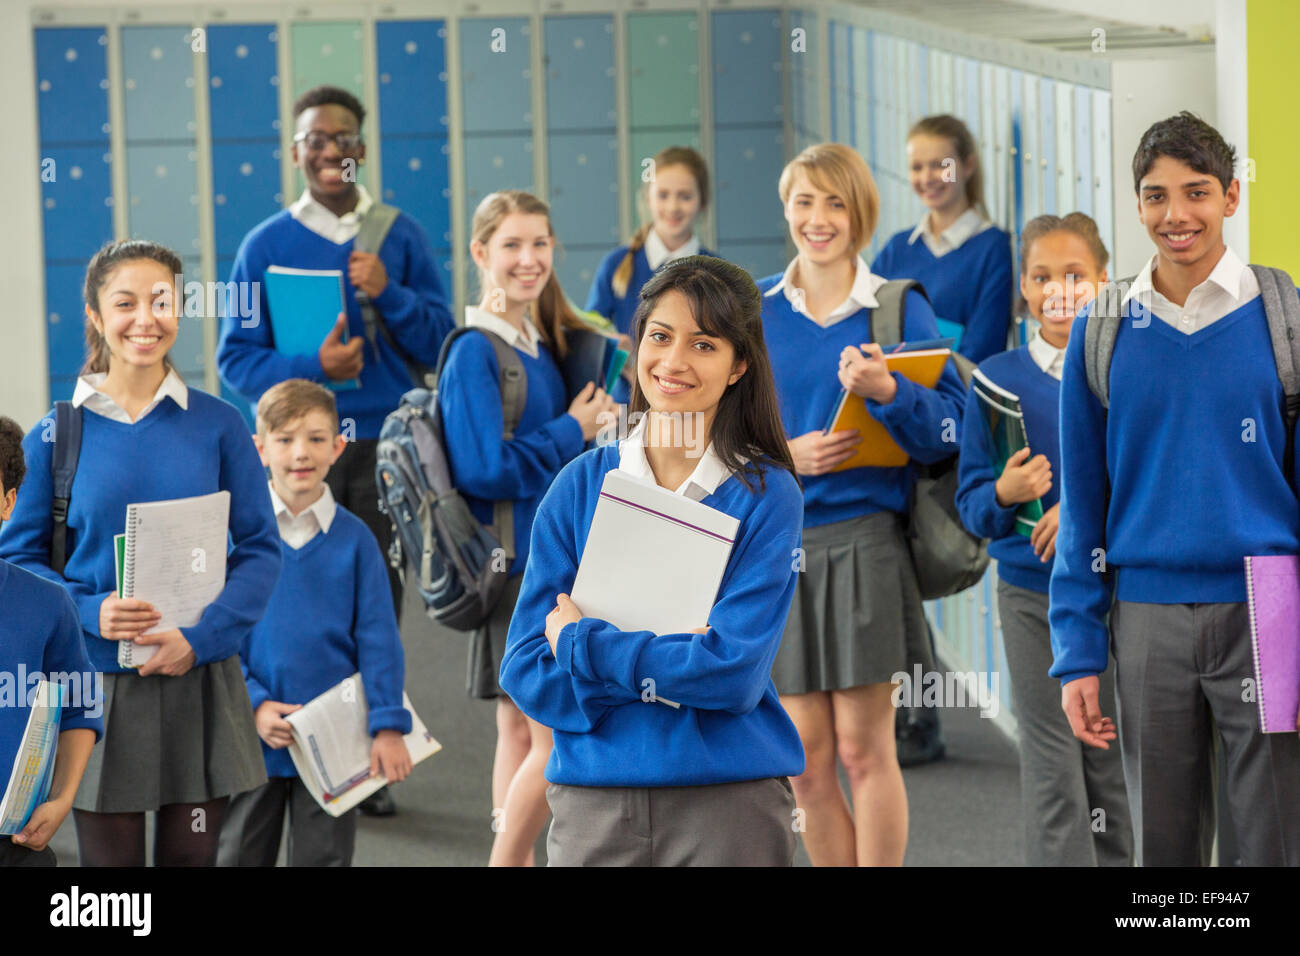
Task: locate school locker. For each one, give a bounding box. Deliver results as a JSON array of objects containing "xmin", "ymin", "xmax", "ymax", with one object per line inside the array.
[
  {"xmin": 211, "ymin": 141, "xmax": 281, "ymax": 259},
  {"xmin": 1038, "ymin": 76, "xmax": 1057, "ymax": 216},
  {"xmin": 830, "ymin": 20, "xmax": 851, "ymax": 144},
  {"xmin": 544, "ymin": 16, "xmax": 616, "ymax": 132},
  {"xmin": 547, "ymin": 132, "xmax": 619, "ymax": 246},
  {"xmin": 931, "ymin": 49, "xmax": 954, "ymax": 115},
  {"xmin": 376, "ymin": 20, "xmax": 447, "ymax": 137},
  {"xmin": 714, "ymin": 127, "xmax": 785, "ymax": 243},
  {"xmin": 1020, "ymin": 72, "xmax": 1041, "ymax": 226},
  {"xmin": 121, "ymin": 26, "xmax": 195, "ymax": 143},
  {"xmin": 718, "ymin": 240, "xmax": 787, "ymax": 283},
  {"xmin": 553, "ymin": 247, "xmax": 602, "ymax": 308},
  {"xmin": 711, "ymin": 10, "xmax": 783, "ymax": 127},
  {"xmin": 40, "ymin": 146, "xmax": 114, "ymax": 262},
  {"xmin": 1073, "ymin": 85, "xmax": 1094, "ymax": 217},
  {"xmin": 625, "ymin": 13, "xmax": 700, "ymax": 130},
  {"xmin": 173, "ymin": 257, "xmax": 206, "ymax": 378},
  {"xmin": 1009, "ymin": 69, "xmax": 1025, "ymax": 235},
  {"xmin": 35, "ymin": 27, "xmax": 110, "ymax": 146},
  {"xmin": 380, "ymin": 135, "xmax": 452, "ymax": 249},
  {"xmin": 852, "ymin": 27, "xmax": 871, "ymax": 163},
  {"xmin": 462, "ymin": 133, "xmax": 535, "ymax": 234},
  {"xmin": 962, "ymin": 58, "xmax": 981, "ymax": 141},
  {"xmin": 979, "ymin": 62, "xmax": 997, "ymax": 225},
  {"xmin": 207, "ymin": 24, "xmax": 279, "ymax": 142},
  {"xmin": 290, "ymin": 22, "xmax": 365, "ymax": 102},
  {"xmin": 1054, "ymin": 81, "xmax": 1074, "ymax": 213},
  {"xmin": 45, "ymin": 264, "xmax": 92, "ymax": 380},
  {"xmin": 1092, "ymin": 90, "xmax": 1114, "ymax": 263},
  {"xmin": 125, "ymin": 144, "xmax": 200, "ymax": 256}
]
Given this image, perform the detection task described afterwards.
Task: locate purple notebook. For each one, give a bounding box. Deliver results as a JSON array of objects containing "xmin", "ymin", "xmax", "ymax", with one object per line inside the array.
[{"xmin": 1243, "ymin": 555, "xmax": 1300, "ymax": 734}]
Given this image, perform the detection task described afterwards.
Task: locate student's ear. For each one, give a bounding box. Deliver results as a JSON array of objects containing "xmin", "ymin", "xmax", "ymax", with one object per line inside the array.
[
  {"xmin": 469, "ymin": 239, "xmax": 488, "ymax": 272},
  {"xmin": 1223, "ymin": 177, "xmax": 1241, "ymax": 218},
  {"xmin": 1098, "ymin": 269, "xmax": 1110, "ymax": 287},
  {"xmin": 251, "ymin": 433, "xmax": 271, "ymax": 469},
  {"xmin": 727, "ymin": 358, "xmax": 748, "ymax": 387},
  {"xmin": 1019, "ymin": 272, "xmax": 1032, "ymax": 304},
  {"xmin": 0, "ymin": 487, "xmax": 14, "ymax": 522},
  {"xmin": 84, "ymin": 303, "xmax": 103, "ymax": 338},
  {"xmin": 330, "ymin": 434, "xmax": 347, "ymax": 464}
]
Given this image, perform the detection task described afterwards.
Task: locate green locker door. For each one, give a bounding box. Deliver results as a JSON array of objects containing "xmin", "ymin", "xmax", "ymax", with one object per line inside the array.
[{"xmin": 289, "ymin": 22, "xmax": 374, "ymax": 193}]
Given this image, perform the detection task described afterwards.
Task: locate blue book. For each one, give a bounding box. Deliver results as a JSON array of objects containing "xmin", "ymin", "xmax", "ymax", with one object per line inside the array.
[
  {"xmin": 263, "ymin": 266, "xmax": 358, "ymax": 391},
  {"xmin": 0, "ymin": 681, "xmax": 65, "ymax": 836},
  {"xmin": 935, "ymin": 317, "xmax": 965, "ymax": 350}
]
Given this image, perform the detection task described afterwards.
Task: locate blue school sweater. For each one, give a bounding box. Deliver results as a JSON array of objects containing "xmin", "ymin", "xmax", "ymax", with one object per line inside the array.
[
  {"xmin": 955, "ymin": 346, "xmax": 1061, "ymax": 594},
  {"xmin": 757, "ymin": 278, "xmax": 968, "ymax": 528},
  {"xmin": 437, "ymin": 331, "xmax": 587, "ymax": 576},
  {"xmin": 586, "ymin": 243, "xmax": 719, "ymax": 338},
  {"xmin": 498, "ymin": 446, "xmax": 806, "ymax": 787},
  {"xmin": 0, "ymin": 392, "xmax": 282, "ymax": 674},
  {"xmin": 0, "ymin": 558, "xmax": 104, "ymax": 777},
  {"xmin": 240, "ymin": 505, "xmax": 411, "ymax": 779},
  {"xmin": 1049, "ymin": 292, "xmax": 1300, "ymax": 684},
  {"xmin": 871, "ymin": 225, "xmax": 1014, "ymax": 363},
  {"xmin": 217, "ymin": 210, "xmax": 454, "ymax": 440}
]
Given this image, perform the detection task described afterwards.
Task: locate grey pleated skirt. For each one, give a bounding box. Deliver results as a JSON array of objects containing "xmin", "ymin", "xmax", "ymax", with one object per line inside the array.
[
  {"xmin": 468, "ymin": 573, "xmax": 525, "ymax": 700},
  {"xmin": 72, "ymin": 655, "xmax": 267, "ymax": 814},
  {"xmin": 772, "ymin": 510, "xmax": 933, "ymax": 695}
]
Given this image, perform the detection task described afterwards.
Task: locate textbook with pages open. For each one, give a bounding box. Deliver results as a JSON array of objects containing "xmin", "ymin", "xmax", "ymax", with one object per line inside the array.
[{"xmin": 286, "ymin": 675, "xmax": 441, "ymax": 816}]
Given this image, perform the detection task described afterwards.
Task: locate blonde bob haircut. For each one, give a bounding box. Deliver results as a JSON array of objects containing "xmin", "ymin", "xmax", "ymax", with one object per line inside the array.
[{"xmin": 777, "ymin": 143, "xmax": 880, "ymax": 255}]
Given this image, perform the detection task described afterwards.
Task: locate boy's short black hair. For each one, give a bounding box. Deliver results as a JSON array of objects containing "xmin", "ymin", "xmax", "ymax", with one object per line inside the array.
[
  {"xmin": 1132, "ymin": 111, "xmax": 1237, "ymax": 194},
  {"xmin": 0, "ymin": 416, "xmax": 26, "ymax": 496},
  {"xmin": 292, "ymin": 85, "xmax": 365, "ymax": 128}
]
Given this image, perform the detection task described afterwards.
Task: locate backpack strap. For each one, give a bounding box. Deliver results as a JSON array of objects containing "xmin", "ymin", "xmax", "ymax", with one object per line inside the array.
[
  {"xmin": 50, "ymin": 400, "xmax": 83, "ymax": 576},
  {"xmin": 1252, "ymin": 264, "xmax": 1300, "ymax": 485},
  {"xmin": 354, "ymin": 202, "xmax": 435, "ymax": 388},
  {"xmin": 434, "ymin": 325, "xmax": 528, "ymax": 560},
  {"xmin": 1083, "ymin": 277, "xmax": 1134, "ymax": 410},
  {"xmin": 869, "ymin": 278, "xmax": 924, "ymax": 348}
]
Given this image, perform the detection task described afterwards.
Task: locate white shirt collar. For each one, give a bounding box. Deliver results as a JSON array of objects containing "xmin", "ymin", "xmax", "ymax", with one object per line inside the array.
[
  {"xmin": 765, "ymin": 255, "xmax": 885, "ymax": 327},
  {"xmin": 464, "ymin": 306, "xmax": 542, "ymax": 359},
  {"xmin": 289, "ymin": 183, "xmax": 375, "ymax": 244},
  {"xmin": 617, "ymin": 414, "xmax": 737, "ymax": 501},
  {"xmin": 1025, "ymin": 329, "xmax": 1065, "ymax": 381},
  {"xmin": 1122, "ymin": 246, "xmax": 1258, "ymax": 329},
  {"xmin": 908, "ymin": 207, "xmax": 991, "ymax": 257},
  {"xmin": 268, "ymin": 480, "xmax": 336, "ymax": 537},
  {"xmin": 643, "ymin": 230, "xmax": 700, "ymax": 272},
  {"xmin": 72, "ymin": 368, "xmax": 189, "ymax": 424}
]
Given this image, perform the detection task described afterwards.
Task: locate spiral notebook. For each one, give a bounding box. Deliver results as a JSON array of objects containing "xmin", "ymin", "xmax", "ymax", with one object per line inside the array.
[
  {"xmin": 1243, "ymin": 555, "xmax": 1300, "ymax": 734},
  {"xmin": 117, "ymin": 491, "xmax": 231, "ymax": 669}
]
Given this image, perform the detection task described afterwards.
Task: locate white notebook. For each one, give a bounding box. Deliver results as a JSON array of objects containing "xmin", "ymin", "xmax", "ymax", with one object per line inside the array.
[
  {"xmin": 117, "ymin": 491, "xmax": 231, "ymax": 669},
  {"xmin": 570, "ymin": 470, "xmax": 740, "ymax": 707},
  {"xmin": 286, "ymin": 677, "xmax": 442, "ymax": 817}
]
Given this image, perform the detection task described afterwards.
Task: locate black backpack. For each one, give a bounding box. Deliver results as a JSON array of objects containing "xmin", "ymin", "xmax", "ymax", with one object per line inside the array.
[
  {"xmin": 375, "ymin": 327, "xmax": 526, "ymax": 631},
  {"xmin": 871, "ymin": 279, "xmax": 990, "ymax": 600},
  {"xmin": 49, "ymin": 400, "xmax": 83, "ymax": 575}
]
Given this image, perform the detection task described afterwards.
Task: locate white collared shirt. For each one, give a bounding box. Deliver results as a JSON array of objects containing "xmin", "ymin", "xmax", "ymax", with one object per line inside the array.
[
  {"xmin": 268, "ymin": 481, "xmax": 336, "ymax": 550},
  {"xmin": 643, "ymin": 230, "xmax": 700, "ymax": 272},
  {"xmin": 72, "ymin": 368, "xmax": 189, "ymax": 424},
  {"xmin": 1026, "ymin": 329, "xmax": 1066, "ymax": 381},
  {"xmin": 289, "ymin": 183, "xmax": 375, "ymax": 245},
  {"xmin": 464, "ymin": 306, "xmax": 542, "ymax": 360},
  {"xmin": 1122, "ymin": 246, "xmax": 1260, "ymax": 335},
  {"xmin": 764, "ymin": 255, "xmax": 885, "ymax": 328},
  {"xmin": 908, "ymin": 206, "xmax": 993, "ymax": 258},
  {"xmin": 617, "ymin": 414, "xmax": 738, "ymax": 502}
]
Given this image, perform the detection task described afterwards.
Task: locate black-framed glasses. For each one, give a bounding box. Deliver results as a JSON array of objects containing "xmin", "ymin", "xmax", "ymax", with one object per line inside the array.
[{"xmin": 293, "ymin": 130, "xmax": 364, "ymax": 152}]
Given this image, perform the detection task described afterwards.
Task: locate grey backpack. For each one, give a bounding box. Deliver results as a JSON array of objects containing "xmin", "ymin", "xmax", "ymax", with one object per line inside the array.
[
  {"xmin": 353, "ymin": 202, "xmax": 437, "ymax": 389},
  {"xmin": 1084, "ymin": 265, "xmax": 1300, "ymax": 482},
  {"xmin": 872, "ymin": 279, "xmax": 990, "ymax": 600}
]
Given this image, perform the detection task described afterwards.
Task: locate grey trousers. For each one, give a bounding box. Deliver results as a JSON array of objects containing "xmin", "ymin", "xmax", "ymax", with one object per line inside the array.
[
  {"xmin": 546, "ymin": 776, "xmax": 797, "ymax": 866},
  {"xmin": 216, "ymin": 776, "xmax": 357, "ymax": 867},
  {"xmin": 1110, "ymin": 600, "xmax": 1300, "ymax": 866},
  {"xmin": 998, "ymin": 580, "xmax": 1132, "ymax": 866}
]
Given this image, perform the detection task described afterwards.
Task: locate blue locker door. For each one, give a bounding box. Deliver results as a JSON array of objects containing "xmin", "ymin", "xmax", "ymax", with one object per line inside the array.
[
  {"xmin": 45, "ymin": 264, "xmax": 93, "ymax": 380},
  {"xmin": 712, "ymin": 9, "xmax": 783, "ymax": 127},
  {"xmin": 381, "ymin": 135, "xmax": 453, "ymax": 249},
  {"xmin": 376, "ymin": 20, "xmax": 448, "ymax": 137},
  {"xmin": 1038, "ymin": 76, "xmax": 1056, "ymax": 216},
  {"xmin": 548, "ymin": 132, "xmax": 619, "ymax": 246},
  {"xmin": 35, "ymin": 27, "xmax": 110, "ymax": 145},
  {"xmin": 1073, "ymin": 86, "xmax": 1094, "ymax": 217},
  {"xmin": 463, "ymin": 133, "xmax": 535, "ymax": 235},
  {"xmin": 208, "ymin": 24, "xmax": 279, "ymax": 141},
  {"xmin": 714, "ymin": 127, "xmax": 786, "ymax": 244},
  {"xmin": 459, "ymin": 18, "xmax": 533, "ymax": 134},
  {"xmin": 545, "ymin": 16, "xmax": 616, "ymax": 132},
  {"xmin": 41, "ymin": 146, "xmax": 115, "ymax": 262},
  {"xmin": 121, "ymin": 27, "xmax": 197, "ymax": 142},
  {"xmin": 211, "ymin": 142, "xmax": 281, "ymax": 260}
]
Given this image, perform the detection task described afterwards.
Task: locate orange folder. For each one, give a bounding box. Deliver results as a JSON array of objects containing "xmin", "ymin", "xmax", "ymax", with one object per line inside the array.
[{"xmin": 822, "ymin": 349, "xmax": 951, "ymax": 470}]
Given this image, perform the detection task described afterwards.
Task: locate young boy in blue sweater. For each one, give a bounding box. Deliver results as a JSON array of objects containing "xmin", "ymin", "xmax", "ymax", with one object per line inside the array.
[
  {"xmin": 217, "ymin": 85, "xmax": 454, "ymax": 633},
  {"xmin": 1050, "ymin": 112, "xmax": 1300, "ymax": 866},
  {"xmin": 0, "ymin": 416, "xmax": 102, "ymax": 867},
  {"xmin": 956, "ymin": 214, "xmax": 1130, "ymax": 867},
  {"xmin": 216, "ymin": 380, "xmax": 412, "ymax": 867}
]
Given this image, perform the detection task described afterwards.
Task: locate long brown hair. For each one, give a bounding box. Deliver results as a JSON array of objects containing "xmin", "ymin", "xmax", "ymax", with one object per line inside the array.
[
  {"xmin": 628, "ymin": 256, "xmax": 797, "ymax": 493},
  {"xmin": 908, "ymin": 114, "xmax": 987, "ymax": 219},
  {"xmin": 613, "ymin": 146, "xmax": 711, "ymax": 299},
  {"xmin": 82, "ymin": 239, "xmax": 183, "ymax": 376},
  {"xmin": 470, "ymin": 190, "xmax": 589, "ymax": 359}
]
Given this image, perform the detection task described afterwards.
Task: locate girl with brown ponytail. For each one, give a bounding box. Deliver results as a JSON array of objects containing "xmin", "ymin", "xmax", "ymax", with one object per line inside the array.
[{"xmin": 585, "ymin": 146, "xmax": 717, "ymax": 343}]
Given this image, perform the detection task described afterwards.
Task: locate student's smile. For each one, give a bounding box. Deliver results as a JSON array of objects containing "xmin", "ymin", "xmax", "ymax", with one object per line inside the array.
[
  {"xmin": 1157, "ymin": 228, "xmax": 1202, "ymax": 254},
  {"xmin": 651, "ymin": 372, "xmax": 695, "ymax": 396}
]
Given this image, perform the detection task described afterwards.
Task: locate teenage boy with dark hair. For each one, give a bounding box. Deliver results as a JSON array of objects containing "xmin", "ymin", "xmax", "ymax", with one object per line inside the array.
[
  {"xmin": 1050, "ymin": 111, "xmax": 1300, "ymax": 866},
  {"xmin": 219, "ymin": 84, "xmax": 450, "ymax": 818},
  {"xmin": 217, "ymin": 84, "xmax": 453, "ymax": 622}
]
